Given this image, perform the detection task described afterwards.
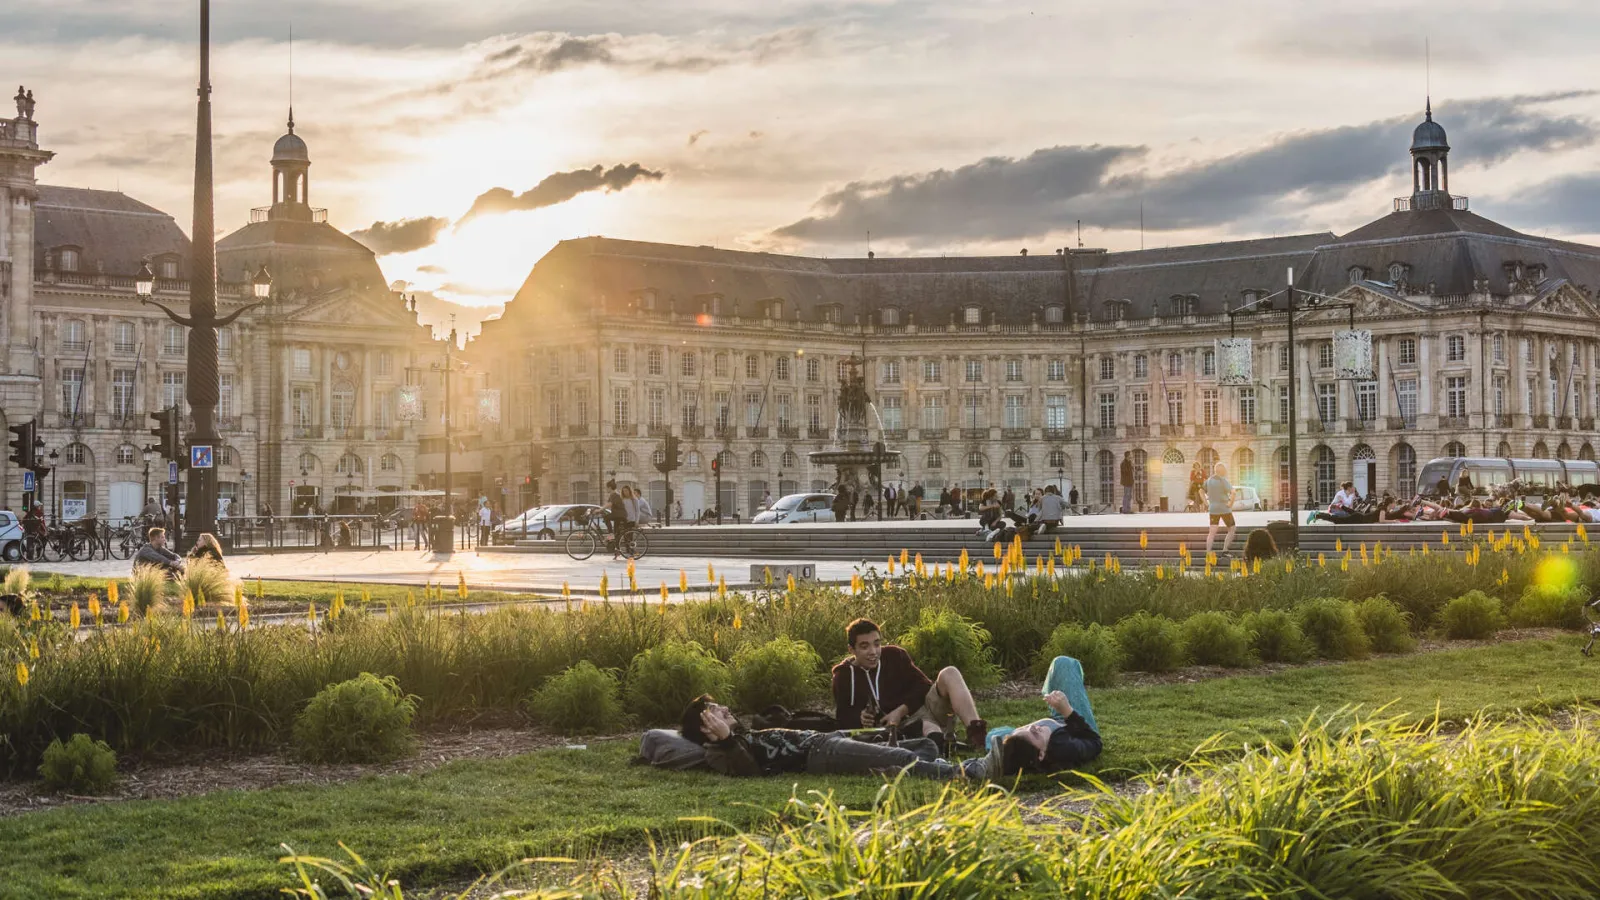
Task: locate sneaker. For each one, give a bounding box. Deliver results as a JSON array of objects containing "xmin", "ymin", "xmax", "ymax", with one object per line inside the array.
[
  {"xmin": 965, "ymin": 718, "xmax": 988, "ymax": 752},
  {"xmin": 927, "ymin": 731, "xmax": 948, "ymax": 758}
]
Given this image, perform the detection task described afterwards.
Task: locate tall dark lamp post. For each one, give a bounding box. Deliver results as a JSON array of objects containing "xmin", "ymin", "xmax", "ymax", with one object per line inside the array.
[
  {"xmin": 47, "ymin": 448, "xmax": 59, "ymax": 523},
  {"xmin": 141, "ymin": 0, "xmax": 261, "ymax": 550},
  {"xmin": 142, "ymin": 446, "xmax": 155, "ymax": 505}
]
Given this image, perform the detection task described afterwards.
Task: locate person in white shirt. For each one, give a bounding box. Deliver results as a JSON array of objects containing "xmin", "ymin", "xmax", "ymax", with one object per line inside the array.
[
  {"xmin": 635, "ymin": 492, "xmax": 654, "ymax": 525},
  {"xmin": 1330, "ymin": 481, "xmax": 1360, "ymax": 511},
  {"xmin": 477, "ymin": 502, "xmax": 493, "ymax": 546}
]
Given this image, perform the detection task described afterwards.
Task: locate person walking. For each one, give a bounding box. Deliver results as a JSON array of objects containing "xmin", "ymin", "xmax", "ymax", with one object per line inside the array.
[
  {"xmin": 1204, "ymin": 462, "xmax": 1238, "ymax": 558},
  {"xmin": 477, "ymin": 500, "xmax": 493, "ymax": 547},
  {"xmin": 411, "ymin": 500, "xmax": 430, "ymax": 549},
  {"xmin": 910, "ymin": 482, "xmax": 924, "ymax": 520},
  {"xmin": 1120, "ymin": 452, "xmax": 1135, "ymax": 514}
]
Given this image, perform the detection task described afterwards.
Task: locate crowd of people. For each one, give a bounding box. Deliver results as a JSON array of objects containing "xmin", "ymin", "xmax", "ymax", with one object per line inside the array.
[{"xmin": 1312, "ymin": 477, "xmax": 1600, "ymax": 526}]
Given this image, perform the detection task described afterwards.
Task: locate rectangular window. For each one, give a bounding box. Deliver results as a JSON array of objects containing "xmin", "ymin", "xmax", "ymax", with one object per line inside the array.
[
  {"xmin": 923, "ymin": 360, "xmax": 942, "ymax": 383},
  {"xmin": 113, "ymin": 322, "xmax": 136, "ymax": 354},
  {"xmin": 1316, "ymin": 383, "xmax": 1337, "ymax": 421},
  {"xmin": 1167, "ymin": 352, "xmax": 1183, "ymax": 377},
  {"xmin": 1492, "ymin": 334, "xmax": 1505, "ymax": 364},
  {"xmin": 293, "ymin": 348, "xmax": 311, "ymax": 375},
  {"xmin": 648, "ymin": 387, "xmax": 666, "ymax": 428},
  {"xmin": 1098, "ymin": 392, "xmax": 1117, "ymax": 429},
  {"xmin": 218, "ymin": 373, "xmax": 234, "ymax": 418},
  {"xmin": 965, "ymin": 359, "xmax": 983, "ymax": 383},
  {"xmin": 1238, "ymin": 387, "xmax": 1256, "ymax": 425},
  {"xmin": 545, "ymin": 388, "xmax": 562, "ymax": 428},
  {"xmin": 612, "ymin": 386, "xmax": 630, "ymax": 427},
  {"xmin": 1099, "ymin": 357, "xmax": 1114, "ymax": 380},
  {"xmin": 574, "ymin": 385, "xmax": 590, "ymax": 427},
  {"xmin": 1046, "ymin": 359, "xmax": 1065, "ymax": 381},
  {"xmin": 112, "ymin": 369, "xmax": 136, "ymax": 418},
  {"xmin": 806, "ymin": 358, "xmax": 820, "ymax": 382},
  {"xmin": 1045, "ymin": 395, "xmax": 1067, "ymax": 430},
  {"xmin": 1526, "ymin": 378, "xmax": 1536, "ymax": 416},
  {"xmin": 681, "ymin": 353, "xmax": 698, "ymax": 377},
  {"xmin": 680, "ymin": 392, "xmax": 700, "ymax": 429},
  {"xmin": 1356, "ymin": 380, "xmax": 1377, "ymax": 421},
  {"xmin": 162, "ymin": 371, "xmax": 185, "ymax": 410},
  {"xmin": 806, "ymin": 394, "xmax": 822, "ymax": 429},
  {"xmin": 1202, "ymin": 350, "xmax": 1216, "ymax": 377},
  {"xmin": 882, "ymin": 360, "xmax": 901, "ymax": 384},
  {"xmin": 613, "ymin": 347, "xmax": 628, "ymax": 374},
  {"xmin": 1004, "ymin": 395, "xmax": 1026, "ymax": 429},
  {"xmin": 1397, "ymin": 377, "xmax": 1418, "ymax": 423},
  {"xmin": 775, "ymin": 396, "xmax": 791, "ymax": 430},
  {"xmin": 1278, "ymin": 344, "xmax": 1289, "ymax": 373},
  {"xmin": 1134, "ymin": 354, "xmax": 1148, "ymax": 378},
  {"xmin": 1493, "ymin": 377, "xmax": 1506, "ymax": 415},
  {"xmin": 714, "ymin": 391, "xmax": 731, "ymax": 429},
  {"xmin": 1005, "ymin": 359, "xmax": 1023, "ymax": 382},
  {"xmin": 293, "ymin": 387, "xmax": 315, "ymax": 429},
  {"xmin": 216, "ymin": 328, "xmax": 232, "ymax": 359},
  {"xmin": 881, "ymin": 396, "xmax": 903, "ymax": 431},
  {"xmin": 1398, "ymin": 338, "xmax": 1417, "ymax": 366},
  {"xmin": 547, "ymin": 353, "xmax": 561, "ymax": 377},
  {"xmin": 1166, "ymin": 390, "xmax": 1185, "ymax": 426},
  {"xmin": 163, "ymin": 325, "xmax": 185, "ymax": 356},
  {"xmin": 1132, "ymin": 390, "xmax": 1149, "ymax": 428},
  {"xmin": 1202, "ymin": 388, "xmax": 1219, "ymax": 426},
  {"xmin": 1317, "ymin": 342, "xmax": 1334, "ymax": 369},
  {"xmin": 330, "ymin": 388, "xmax": 354, "ymax": 430},
  {"xmin": 745, "ymin": 355, "xmax": 759, "ymax": 379},
  {"xmin": 60, "ymin": 367, "xmax": 84, "ymax": 414},
  {"xmin": 375, "ymin": 391, "xmax": 392, "ymax": 429},
  {"xmin": 1446, "ymin": 335, "xmax": 1465, "ymax": 363},
  {"xmin": 963, "ymin": 394, "xmax": 984, "ymax": 428},
  {"xmin": 921, "ymin": 395, "xmax": 946, "ymax": 431},
  {"xmin": 377, "ymin": 352, "xmax": 391, "ymax": 377},
  {"xmin": 745, "ymin": 392, "xmax": 762, "ymax": 427},
  {"xmin": 1278, "ymin": 385, "xmax": 1290, "ymax": 424},
  {"xmin": 1446, "ymin": 376, "xmax": 1468, "ymax": 418}
]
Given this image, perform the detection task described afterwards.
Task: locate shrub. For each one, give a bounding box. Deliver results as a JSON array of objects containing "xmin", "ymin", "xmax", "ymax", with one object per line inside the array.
[
  {"xmin": 898, "ymin": 608, "xmax": 1003, "ymax": 689},
  {"xmin": 1438, "ymin": 590, "xmax": 1505, "ymax": 640},
  {"xmin": 1509, "ymin": 584, "xmax": 1588, "ymax": 630},
  {"xmin": 624, "ymin": 641, "xmax": 732, "ymax": 725},
  {"xmin": 1240, "ymin": 609, "xmax": 1311, "ymax": 663},
  {"xmin": 39, "ymin": 733, "xmax": 117, "ymax": 794},
  {"xmin": 729, "ymin": 637, "xmax": 826, "ymax": 712},
  {"xmin": 1295, "ymin": 598, "xmax": 1370, "ymax": 660},
  {"xmin": 1113, "ymin": 612, "xmax": 1187, "ymax": 673},
  {"xmin": 1179, "ymin": 612, "xmax": 1253, "ymax": 668},
  {"xmin": 1036, "ymin": 622, "xmax": 1122, "ymax": 686},
  {"xmin": 128, "ymin": 565, "xmax": 169, "ymax": 617},
  {"xmin": 1355, "ymin": 595, "xmax": 1416, "ymax": 654},
  {"xmin": 3, "ymin": 565, "xmax": 31, "ymax": 597},
  {"xmin": 292, "ymin": 673, "xmax": 417, "ymax": 763},
  {"xmin": 527, "ymin": 661, "xmax": 624, "ymax": 734},
  {"xmin": 178, "ymin": 558, "xmax": 233, "ymax": 611}
]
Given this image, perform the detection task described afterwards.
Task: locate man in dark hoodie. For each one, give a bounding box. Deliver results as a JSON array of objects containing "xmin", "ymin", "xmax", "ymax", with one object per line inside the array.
[{"xmin": 830, "ymin": 618, "xmax": 988, "ymax": 752}]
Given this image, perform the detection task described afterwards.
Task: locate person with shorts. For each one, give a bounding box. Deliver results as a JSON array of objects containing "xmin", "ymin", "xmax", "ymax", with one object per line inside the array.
[
  {"xmin": 831, "ymin": 618, "xmax": 988, "ymax": 755},
  {"xmin": 1204, "ymin": 462, "xmax": 1237, "ymax": 558}
]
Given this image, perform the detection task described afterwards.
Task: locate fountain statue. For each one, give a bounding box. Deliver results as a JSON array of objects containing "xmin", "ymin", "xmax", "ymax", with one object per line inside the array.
[{"xmin": 808, "ymin": 356, "xmax": 901, "ymax": 505}]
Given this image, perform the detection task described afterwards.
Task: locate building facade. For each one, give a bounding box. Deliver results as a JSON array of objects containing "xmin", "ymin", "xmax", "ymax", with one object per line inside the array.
[
  {"xmin": 0, "ymin": 90, "xmax": 437, "ymax": 520},
  {"xmin": 472, "ymin": 106, "xmax": 1600, "ymax": 516}
]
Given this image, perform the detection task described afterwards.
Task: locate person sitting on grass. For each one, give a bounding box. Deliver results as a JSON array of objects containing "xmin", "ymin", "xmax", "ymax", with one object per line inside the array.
[
  {"xmin": 832, "ymin": 618, "xmax": 988, "ymax": 754},
  {"xmin": 965, "ymin": 655, "xmax": 1103, "ymax": 780},
  {"xmin": 134, "ymin": 527, "xmax": 185, "ymax": 578},
  {"xmin": 188, "ymin": 532, "xmax": 226, "ymax": 568},
  {"xmin": 680, "ymin": 695, "xmax": 960, "ymax": 779}
]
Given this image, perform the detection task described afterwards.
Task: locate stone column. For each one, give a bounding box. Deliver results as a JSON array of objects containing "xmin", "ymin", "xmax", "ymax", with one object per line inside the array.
[{"xmin": 321, "ymin": 347, "xmax": 332, "ymax": 433}]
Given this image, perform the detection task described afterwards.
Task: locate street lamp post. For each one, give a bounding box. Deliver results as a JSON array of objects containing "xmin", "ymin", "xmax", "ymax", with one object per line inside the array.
[
  {"xmin": 47, "ymin": 448, "xmax": 58, "ymax": 524},
  {"xmin": 429, "ymin": 329, "xmax": 464, "ymax": 553},
  {"xmin": 142, "ymin": 447, "xmax": 155, "ymax": 505}
]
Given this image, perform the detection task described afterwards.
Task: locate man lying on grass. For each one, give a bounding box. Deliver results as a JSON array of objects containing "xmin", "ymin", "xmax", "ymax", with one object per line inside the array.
[
  {"xmin": 832, "ymin": 618, "xmax": 988, "ymax": 754},
  {"xmin": 681, "ymin": 695, "xmax": 962, "ymax": 779}
]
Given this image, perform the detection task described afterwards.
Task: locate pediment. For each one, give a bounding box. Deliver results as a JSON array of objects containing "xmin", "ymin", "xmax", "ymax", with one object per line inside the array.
[
  {"xmin": 285, "ymin": 291, "xmax": 422, "ymax": 330},
  {"xmin": 1297, "ymin": 285, "xmax": 1427, "ymax": 324},
  {"xmin": 1520, "ymin": 281, "xmax": 1599, "ymax": 318}
]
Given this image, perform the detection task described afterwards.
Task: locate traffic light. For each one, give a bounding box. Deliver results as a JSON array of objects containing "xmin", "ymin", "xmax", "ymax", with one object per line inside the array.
[
  {"xmin": 657, "ymin": 435, "xmax": 682, "ymax": 474},
  {"xmin": 711, "ymin": 456, "xmax": 721, "ymax": 477},
  {"xmin": 7, "ymin": 421, "xmax": 34, "ymax": 470},
  {"xmin": 528, "ymin": 444, "xmax": 546, "ymax": 479},
  {"xmin": 149, "ymin": 407, "xmax": 180, "ymax": 460}
]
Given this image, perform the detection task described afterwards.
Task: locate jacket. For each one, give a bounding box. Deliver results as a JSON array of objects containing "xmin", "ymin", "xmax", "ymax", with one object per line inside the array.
[{"xmin": 831, "ymin": 645, "xmax": 933, "ymax": 730}]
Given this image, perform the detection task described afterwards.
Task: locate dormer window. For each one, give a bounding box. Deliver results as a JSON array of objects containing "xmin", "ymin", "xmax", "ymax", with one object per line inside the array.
[
  {"xmin": 1240, "ymin": 290, "xmax": 1259, "ymax": 306},
  {"xmin": 963, "ymin": 306, "xmax": 982, "ymax": 325},
  {"xmin": 1043, "ymin": 305, "xmax": 1064, "ymax": 324},
  {"xmin": 154, "ymin": 254, "xmax": 180, "ymax": 280},
  {"xmin": 1169, "ymin": 294, "xmax": 1197, "ymax": 316},
  {"xmin": 879, "ymin": 307, "xmax": 901, "ymax": 326},
  {"xmin": 56, "ymin": 247, "xmax": 81, "ymax": 273},
  {"xmin": 764, "ymin": 299, "xmax": 784, "ymax": 319},
  {"xmin": 818, "ymin": 304, "xmax": 842, "ymax": 324},
  {"xmin": 1348, "ymin": 266, "xmax": 1367, "ymax": 284},
  {"xmin": 1105, "ymin": 300, "xmax": 1129, "ymax": 322},
  {"xmin": 635, "ymin": 289, "xmax": 658, "ymax": 312},
  {"xmin": 1530, "ymin": 265, "xmax": 1547, "ymax": 284},
  {"xmin": 1388, "ymin": 262, "xmax": 1407, "ymax": 283}
]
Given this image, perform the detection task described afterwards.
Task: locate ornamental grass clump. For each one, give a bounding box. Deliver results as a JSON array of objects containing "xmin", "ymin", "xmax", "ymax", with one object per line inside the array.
[
  {"xmin": 178, "ymin": 558, "xmax": 232, "ymax": 611},
  {"xmin": 1035, "ymin": 622, "xmax": 1122, "ymax": 686},
  {"xmin": 1296, "ymin": 597, "xmax": 1371, "ymax": 660},
  {"xmin": 1113, "ymin": 612, "xmax": 1186, "ymax": 673},
  {"xmin": 729, "ymin": 637, "xmax": 825, "ymax": 712},
  {"xmin": 1178, "ymin": 611, "xmax": 1253, "ymax": 668},
  {"xmin": 1510, "ymin": 583, "xmax": 1589, "ymax": 630},
  {"xmin": 1355, "ymin": 594, "xmax": 1417, "ymax": 654},
  {"xmin": 292, "ymin": 673, "xmax": 417, "ymax": 763},
  {"xmin": 128, "ymin": 565, "xmax": 169, "ymax": 617},
  {"xmin": 527, "ymin": 661, "xmax": 624, "ymax": 734},
  {"xmin": 1240, "ymin": 608, "xmax": 1312, "ymax": 663},
  {"xmin": 624, "ymin": 641, "xmax": 730, "ymax": 725},
  {"xmin": 2, "ymin": 565, "xmax": 31, "ymax": 598},
  {"xmin": 1438, "ymin": 590, "xmax": 1506, "ymax": 640},
  {"xmin": 898, "ymin": 607, "xmax": 1003, "ymax": 689},
  {"xmin": 38, "ymin": 733, "xmax": 117, "ymax": 794}
]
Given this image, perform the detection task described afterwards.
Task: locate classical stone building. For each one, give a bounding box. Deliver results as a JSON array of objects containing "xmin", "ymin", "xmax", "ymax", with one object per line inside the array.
[
  {"xmin": 0, "ymin": 91, "xmax": 436, "ymax": 520},
  {"xmin": 472, "ymin": 104, "xmax": 1600, "ymax": 517}
]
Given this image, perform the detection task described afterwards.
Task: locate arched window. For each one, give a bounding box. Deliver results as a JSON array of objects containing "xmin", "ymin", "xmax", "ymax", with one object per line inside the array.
[
  {"xmin": 1043, "ymin": 305, "xmax": 1064, "ymax": 324},
  {"xmin": 617, "ymin": 449, "xmax": 636, "ymax": 468},
  {"xmin": 1234, "ymin": 447, "xmax": 1256, "ymax": 489},
  {"xmin": 685, "ymin": 451, "xmax": 701, "ymax": 469},
  {"xmin": 926, "ymin": 450, "xmax": 944, "ymax": 469},
  {"xmin": 1532, "ymin": 441, "xmax": 1549, "ymax": 459},
  {"xmin": 1097, "ymin": 450, "xmax": 1116, "ymax": 504},
  {"xmin": 1161, "ymin": 447, "xmax": 1185, "ymax": 465},
  {"xmin": 1047, "ymin": 449, "xmax": 1066, "ymax": 468},
  {"xmin": 116, "ymin": 444, "xmax": 138, "ymax": 466},
  {"xmin": 1443, "ymin": 441, "xmax": 1467, "ymax": 458},
  {"xmin": 335, "ymin": 453, "xmax": 363, "ymax": 475},
  {"xmin": 1582, "ymin": 443, "xmax": 1596, "ymax": 461},
  {"xmin": 1394, "ymin": 443, "xmax": 1416, "ymax": 496},
  {"xmin": 781, "ymin": 450, "xmax": 799, "ymax": 468},
  {"xmin": 1388, "ymin": 262, "xmax": 1406, "ymax": 283},
  {"xmin": 64, "ymin": 442, "xmax": 90, "ymax": 465},
  {"xmin": 966, "ymin": 450, "xmax": 986, "ymax": 469},
  {"xmin": 1007, "ymin": 448, "xmax": 1026, "ymax": 469},
  {"xmin": 715, "ymin": 450, "xmax": 734, "ymax": 468},
  {"xmin": 1348, "ymin": 266, "xmax": 1367, "ymax": 283},
  {"xmin": 1313, "ymin": 445, "xmax": 1337, "ymax": 504},
  {"xmin": 1558, "ymin": 442, "xmax": 1573, "ymax": 460},
  {"xmin": 298, "ymin": 451, "xmax": 319, "ymax": 473},
  {"xmin": 750, "ymin": 450, "xmax": 767, "ymax": 468},
  {"xmin": 1197, "ymin": 447, "xmax": 1219, "ymax": 472},
  {"xmin": 380, "ymin": 453, "xmax": 401, "ymax": 472},
  {"xmin": 880, "ymin": 307, "xmax": 901, "ymax": 326}
]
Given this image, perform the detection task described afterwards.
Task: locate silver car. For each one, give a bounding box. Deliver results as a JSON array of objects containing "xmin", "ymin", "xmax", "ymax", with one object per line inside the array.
[
  {"xmin": 499, "ymin": 504, "xmax": 602, "ymax": 539},
  {"xmin": 751, "ymin": 493, "xmax": 837, "ymax": 524}
]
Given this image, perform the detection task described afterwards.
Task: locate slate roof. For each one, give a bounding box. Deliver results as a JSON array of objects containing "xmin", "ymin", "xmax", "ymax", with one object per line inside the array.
[
  {"xmin": 216, "ymin": 219, "xmax": 387, "ymax": 297},
  {"xmin": 33, "ymin": 185, "xmax": 190, "ymax": 277}
]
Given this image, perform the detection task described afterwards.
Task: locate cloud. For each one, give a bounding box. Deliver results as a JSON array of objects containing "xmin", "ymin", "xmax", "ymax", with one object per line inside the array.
[
  {"xmin": 350, "ymin": 216, "xmax": 451, "ymax": 255},
  {"xmin": 468, "ymin": 27, "xmax": 815, "ymax": 83},
  {"xmin": 773, "ymin": 92, "xmax": 1600, "ymax": 245},
  {"xmin": 688, "ymin": 129, "xmax": 709, "ymax": 146},
  {"xmin": 457, "ymin": 163, "xmax": 664, "ymax": 225}
]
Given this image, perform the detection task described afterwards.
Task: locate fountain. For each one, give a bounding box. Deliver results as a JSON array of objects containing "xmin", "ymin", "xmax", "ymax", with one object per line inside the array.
[{"xmin": 809, "ymin": 356, "xmax": 901, "ymax": 504}]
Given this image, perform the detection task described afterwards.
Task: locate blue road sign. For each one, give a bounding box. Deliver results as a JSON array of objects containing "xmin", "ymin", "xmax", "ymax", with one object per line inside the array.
[
  {"xmin": 169, "ymin": 461, "xmax": 179, "ymax": 484},
  {"xmin": 191, "ymin": 445, "xmax": 214, "ymax": 469},
  {"xmin": 22, "ymin": 470, "xmax": 34, "ymax": 492}
]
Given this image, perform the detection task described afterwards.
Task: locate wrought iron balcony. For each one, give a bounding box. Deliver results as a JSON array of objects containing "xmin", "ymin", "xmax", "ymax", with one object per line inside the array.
[
  {"xmin": 1493, "ymin": 415, "xmax": 1512, "ymax": 428},
  {"xmin": 1440, "ymin": 416, "xmax": 1470, "ymax": 430},
  {"xmin": 1386, "ymin": 416, "xmax": 1415, "ymax": 431},
  {"xmin": 1160, "ymin": 424, "xmax": 1184, "ymax": 437},
  {"xmin": 748, "ymin": 426, "xmax": 768, "ymax": 439},
  {"xmin": 1043, "ymin": 428, "xmax": 1070, "ymax": 441},
  {"xmin": 961, "ymin": 428, "xmax": 989, "ymax": 440},
  {"xmin": 1533, "ymin": 414, "xmax": 1549, "ymax": 429},
  {"xmin": 567, "ymin": 424, "xmax": 590, "ymax": 437},
  {"xmin": 776, "ymin": 426, "xmax": 799, "ymax": 439},
  {"xmin": 1001, "ymin": 428, "xmax": 1029, "ymax": 441},
  {"xmin": 681, "ymin": 425, "xmax": 705, "ymax": 439}
]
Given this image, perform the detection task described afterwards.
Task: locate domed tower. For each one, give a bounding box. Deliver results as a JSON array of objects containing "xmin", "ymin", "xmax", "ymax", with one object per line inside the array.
[
  {"xmin": 269, "ymin": 109, "xmax": 312, "ymax": 221},
  {"xmin": 1410, "ymin": 99, "xmax": 1450, "ymax": 208}
]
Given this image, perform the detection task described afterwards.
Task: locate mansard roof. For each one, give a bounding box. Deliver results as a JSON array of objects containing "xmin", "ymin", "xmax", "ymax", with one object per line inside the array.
[{"xmin": 33, "ymin": 185, "xmax": 190, "ymax": 277}]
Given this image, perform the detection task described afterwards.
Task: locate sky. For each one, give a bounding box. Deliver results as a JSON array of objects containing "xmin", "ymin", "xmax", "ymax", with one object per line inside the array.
[{"xmin": 11, "ymin": 0, "xmax": 1600, "ymax": 329}]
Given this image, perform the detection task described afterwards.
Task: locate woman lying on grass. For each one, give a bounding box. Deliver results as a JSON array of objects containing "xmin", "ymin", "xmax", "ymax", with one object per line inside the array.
[{"xmin": 965, "ymin": 655, "xmax": 1103, "ymax": 779}]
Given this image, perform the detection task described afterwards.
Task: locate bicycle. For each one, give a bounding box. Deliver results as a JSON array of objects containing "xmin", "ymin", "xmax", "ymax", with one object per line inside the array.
[
  {"xmin": 24, "ymin": 523, "xmax": 92, "ymax": 562},
  {"xmin": 565, "ymin": 512, "xmax": 648, "ymax": 561}
]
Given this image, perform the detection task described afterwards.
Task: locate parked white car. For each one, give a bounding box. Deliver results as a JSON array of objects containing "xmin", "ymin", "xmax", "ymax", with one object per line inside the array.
[
  {"xmin": 751, "ymin": 493, "xmax": 837, "ymax": 524},
  {"xmin": 1230, "ymin": 485, "xmax": 1264, "ymax": 511},
  {"xmin": 0, "ymin": 511, "xmax": 22, "ymax": 561},
  {"xmin": 497, "ymin": 504, "xmax": 602, "ymax": 539}
]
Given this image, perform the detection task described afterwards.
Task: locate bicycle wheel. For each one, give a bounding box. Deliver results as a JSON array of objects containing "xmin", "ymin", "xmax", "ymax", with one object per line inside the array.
[
  {"xmin": 68, "ymin": 533, "xmax": 93, "ymax": 561},
  {"xmin": 21, "ymin": 534, "xmax": 44, "ymax": 562},
  {"xmin": 110, "ymin": 532, "xmax": 134, "ymax": 560},
  {"xmin": 42, "ymin": 535, "xmax": 67, "ymax": 562},
  {"xmin": 621, "ymin": 529, "xmax": 648, "ymax": 560},
  {"xmin": 565, "ymin": 529, "xmax": 598, "ymax": 560}
]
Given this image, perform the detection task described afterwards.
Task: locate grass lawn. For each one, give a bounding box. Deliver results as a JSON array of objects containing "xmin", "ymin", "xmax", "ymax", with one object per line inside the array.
[
  {"xmin": 23, "ymin": 571, "xmax": 543, "ymax": 614},
  {"xmin": 3, "ymin": 636, "xmax": 1597, "ymax": 900}
]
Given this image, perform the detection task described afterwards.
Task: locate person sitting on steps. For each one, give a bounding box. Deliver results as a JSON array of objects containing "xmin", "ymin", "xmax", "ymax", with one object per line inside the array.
[{"xmin": 831, "ymin": 618, "xmax": 988, "ymax": 755}]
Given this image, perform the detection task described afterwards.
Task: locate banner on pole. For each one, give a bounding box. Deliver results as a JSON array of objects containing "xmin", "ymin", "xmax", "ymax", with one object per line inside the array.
[
  {"xmin": 1334, "ymin": 329, "xmax": 1374, "ymax": 380},
  {"xmin": 476, "ymin": 389, "xmax": 502, "ymax": 425},
  {"xmin": 397, "ymin": 385, "xmax": 423, "ymax": 421},
  {"xmin": 1215, "ymin": 338, "xmax": 1254, "ymax": 385}
]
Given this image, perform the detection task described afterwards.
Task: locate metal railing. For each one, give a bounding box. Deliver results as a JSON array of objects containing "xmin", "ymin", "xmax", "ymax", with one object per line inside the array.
[{"xmin": 215, "ymin": 512, "xmax": 485, "ymax": 553}]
